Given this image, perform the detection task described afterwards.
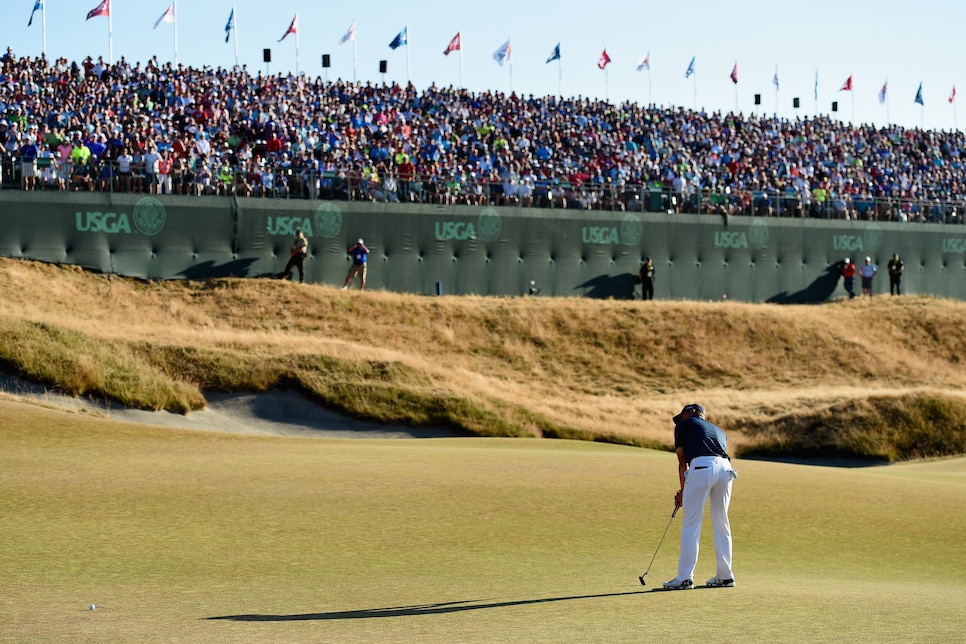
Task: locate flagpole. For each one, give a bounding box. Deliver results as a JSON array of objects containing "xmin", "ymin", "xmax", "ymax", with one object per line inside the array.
[
  {"xmin": 295, "ymin": 15, "xmax": 300, "ymax": 76},
  {"xmin": 406, "ymin": 24, "xmax": 411, "ymax": 84},
  {"xmin": 558, "ymin": 58, "xmax": 562, "ymax": 98},
  {"xmin": 232, "ymin": 7, "xmax": 239, "ymax": 67},
  {"xmin": 692, "ymin": 71, "xmax": 697, "ymax": 111},
  {"xmin": 108, "ymin": 1, "xmax": 113, "ymax": 65},
  {"xmin": 353, "ymin": 32, "xmax": 358, "ymax": 83},
  {"xmin": 42, "ymin": 2, "xmax": 47, "ymax": 59},
  {"xmin": 604, "ymin": 68, "xmax": 609, "ymax": 102},
  {"xmin": 458, "ymin": 44, "xmax": 463, "ymax": 89},
  {"xmin": 648, "ymin": 65, "xmax": 652, "ymax": 106},
  {"xmin": 173, "ymin": 0, "xmax": 179, "ymax": 65}
]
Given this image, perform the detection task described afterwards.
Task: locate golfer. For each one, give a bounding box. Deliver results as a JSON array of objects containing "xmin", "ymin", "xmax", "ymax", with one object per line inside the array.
[{"xmin": 664, "ymin": 403, "xmax": 738, "ymax": 590}]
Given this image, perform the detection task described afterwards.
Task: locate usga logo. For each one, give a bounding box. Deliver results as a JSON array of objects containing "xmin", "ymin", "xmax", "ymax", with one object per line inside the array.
[
  {"xmin": 267, "ymin": 216, "xmax": 315, "ymax": 236},
  {"xmin": 75, "ymin": 197, "xmax": 166, "ymax": 235},
  {"xmin": 714, "ymin": 231, "xmax": 749, "ymax": 248},
  {"xmin": 435, "ymin": 221, "xmax": 477, "ymax": 241},
  {"xmin": 944, "ymin": 238, "xmax": 966, "ymax": 254}
]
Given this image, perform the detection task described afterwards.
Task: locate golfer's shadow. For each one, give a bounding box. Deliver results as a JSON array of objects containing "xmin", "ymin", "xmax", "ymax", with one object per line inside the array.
[{"xmin": 207, "ymin": 590, "xmax": 645, "ymax": 622}]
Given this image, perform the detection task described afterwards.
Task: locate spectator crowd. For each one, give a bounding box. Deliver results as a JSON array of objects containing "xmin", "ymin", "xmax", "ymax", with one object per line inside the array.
[{"xmin": 1, "ymin": 48, "xmax": 964, "ymax": 223}]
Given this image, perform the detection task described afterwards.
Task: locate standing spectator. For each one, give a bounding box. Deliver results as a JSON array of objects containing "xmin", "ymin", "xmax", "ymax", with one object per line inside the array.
[
  {"xmin": 343, "ymin": 238, "xmax": 370, "ymax": 290},
  {"xmin": 157, "ymin": 149, "xmax": 173, "ymax": 195},
  {"xmin": 887, "ymin": 253, "xmax": 904, "ymax": 296},
  {"xmin": 19, "ymin": 136, "xmax": 39, "ymax": 190},
  {"xmin": 639, "ymin": 257, "xmax": 656, "ymax": 301},
  {"xmin": 281, "ymin": 229, "xmax": 308, "ymax": 283},
  {"xmin": 840, "ymin": 257, "xmax": 857, "ymax": 300},
  {"xmin": 663, "ymin": 403, "xmax": 737, "ymax": 590},
  {"xmin": 858, "ymin": 256, "xmax": 877, "ymax": 298}
]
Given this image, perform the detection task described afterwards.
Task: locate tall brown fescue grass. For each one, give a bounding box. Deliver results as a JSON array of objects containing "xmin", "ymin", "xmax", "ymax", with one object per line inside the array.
[{"xmin": 2, "ymin": 257, "xmax": 965, "ymax": 460}]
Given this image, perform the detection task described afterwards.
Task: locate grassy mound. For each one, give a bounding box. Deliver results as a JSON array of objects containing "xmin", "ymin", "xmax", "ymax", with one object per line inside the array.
[{"xmin": 2, "ymin": 257, "xmax": 966, "ymax": 461}]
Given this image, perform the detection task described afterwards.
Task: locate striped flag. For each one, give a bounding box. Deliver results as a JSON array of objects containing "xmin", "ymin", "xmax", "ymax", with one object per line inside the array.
[
  {"xmin": 493, "ymin": 39, "xmax": 511, "ymax": 67},
  {"xmin": 878, "ymin": 81, "xmax": 887, "ymax": 104},
  {"xmin": 443, "ymin": 32, "xmax": 460, "ymax": 55},
  {"xmin": 685, "ymin": 56, "xmax": 695, "ymax": 78},
  {"xmin": 915, "ymin": 82, "xmax": 924, "ymax": 106},
  {"xmin": 597, "ymin": 49, "xmax": 611, "ymax": 70},
  {"xmin": 28, "ymin": 0, "xmax": 43, "ymax": 27},
  {"xmin": 389, "ymin": 27, "xmax": 407, "ymax": 50},
  {"xmin": 546, "ymin": 43, "xmax": 560, "ymax": 64},
  {"xmin": 153, "ymin": 3, "xmax": 174, "ymax": 30},
  {"xmin": 278, "ymin": 14, "xmax": 297, "ymax": 42},
  {"xmin": 840, "ymin": 75, "xmax": 853, "ymax": 91},
  {"xmin": 86, "ymin": 0, "xmax": 109, "ymax": 20},
  {"xmin": 636, "ymin": 53, "xmax": 650, "ymax": 72},
  {"xmin": 339, "ymin": 20, "xmax": 356, "ymax": 45},
  {"xmin": 730, "ymin": 62, "xmax": 738, "ymax": 84},
  {"xmin": 224, "ymin": 8, "xmax": 234, "ymax": 43}
]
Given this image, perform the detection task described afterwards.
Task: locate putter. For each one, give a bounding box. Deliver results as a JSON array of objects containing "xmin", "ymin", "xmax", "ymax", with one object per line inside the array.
[{"xmin": 638, "ymin": 505, "xmax": 679, "ymax": 586}]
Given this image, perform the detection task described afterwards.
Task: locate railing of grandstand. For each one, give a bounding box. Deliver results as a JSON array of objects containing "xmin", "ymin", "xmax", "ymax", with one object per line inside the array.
[{"xmin": 1, "ymin": 152, "xmax": 963, "ymax": 224}]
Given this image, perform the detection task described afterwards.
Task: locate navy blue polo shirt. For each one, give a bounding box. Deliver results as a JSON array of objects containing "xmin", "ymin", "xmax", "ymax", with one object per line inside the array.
[{"xmin": 674, "ymin": 417, "xmax": 730, "ymax": 464}]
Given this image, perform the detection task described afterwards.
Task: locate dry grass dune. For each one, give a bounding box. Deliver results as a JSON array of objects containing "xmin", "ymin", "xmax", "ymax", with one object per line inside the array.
[{"xmin": 2, "ymin": 257, "xmax": 965, "ymax": 460}]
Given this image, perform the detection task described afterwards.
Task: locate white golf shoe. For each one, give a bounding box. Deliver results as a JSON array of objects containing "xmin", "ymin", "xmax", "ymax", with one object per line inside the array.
[
  {"xmin": 662, "ymin": 578, "xmax": 693, "ymax": 590},
  {"xmin": 706, "ymin": 577, "xmax": 735, "ymax": 587}
]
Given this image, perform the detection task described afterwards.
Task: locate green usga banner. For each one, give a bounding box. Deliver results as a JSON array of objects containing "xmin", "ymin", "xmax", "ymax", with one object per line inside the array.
[{"xmin": 1, "ymin": 192, "xmax": 962, "ymax": 302}]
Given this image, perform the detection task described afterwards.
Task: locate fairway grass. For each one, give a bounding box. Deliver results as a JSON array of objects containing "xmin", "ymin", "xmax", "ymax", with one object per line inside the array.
[{"xmin": 3, "ymin": 400, "xmax": 966, "ymax": 643}]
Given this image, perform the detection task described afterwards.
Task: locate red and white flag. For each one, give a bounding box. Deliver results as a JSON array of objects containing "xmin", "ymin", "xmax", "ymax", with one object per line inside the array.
[
  {"xmin": 840, "ymin": 75, "xmax": 853, "ymax": 91},
  {"xmin": 153, "ymin": 3, "xmax": 174, "ymax": 30},
  {"xmin": 730, "ymin": 62, "xmax": 738, "ymax": 84},
  {"xmin": 950, "ymin": 86, "xmax": 957, "ymax": 104},
  {"xmin": 635, "ymin": 53, "xmax": 650, "ymax": 72},
  {"xmin": 597, "ymin": 49, "xmax": 611, "ymax": 70},
  {"xmin": 278, "ymin": 14, "xmax": 298, "ymax": 42},
  {"xmin": 443, "ymin": 33, "xmax": 461, "ymax": 56},
  {"xmin": 338, "ymin": 20, "xmax": 356, "ymax": 45},
  {"xmin": 86, "ymin": 0, "xmax": 109, "ymax": 20}
]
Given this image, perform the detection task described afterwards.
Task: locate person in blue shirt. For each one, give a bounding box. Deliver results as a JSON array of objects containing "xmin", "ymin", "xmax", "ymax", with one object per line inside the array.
[
  {"xmin": 343, "ymin": 238, "xmax": 370, "ymax": 290},
  {"xmin": 664, "ymin": 403, "xmax": 738, "ymax": 590}
]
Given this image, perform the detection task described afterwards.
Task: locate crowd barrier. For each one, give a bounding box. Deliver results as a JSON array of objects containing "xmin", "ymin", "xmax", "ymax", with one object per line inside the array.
[{"xmin": 3, "ymin": 153, "xmax": 966, "ymax": 225}]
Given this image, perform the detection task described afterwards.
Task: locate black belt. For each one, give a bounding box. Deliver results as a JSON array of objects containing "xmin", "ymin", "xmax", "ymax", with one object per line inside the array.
[{"xmin": 693, "ymin": 466, "xmax": 708, "ymax": 470}]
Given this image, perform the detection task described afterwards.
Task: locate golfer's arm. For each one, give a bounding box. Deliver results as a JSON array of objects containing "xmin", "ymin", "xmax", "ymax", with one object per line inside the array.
[{"xmin": 676, "ymin": 447, "xmax": 687, "ymax": 491}]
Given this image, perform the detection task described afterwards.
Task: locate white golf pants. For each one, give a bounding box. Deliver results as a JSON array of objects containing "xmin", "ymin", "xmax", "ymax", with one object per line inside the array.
[{"xmin": 677, "ymin": 455, "xmax": 736, "ymax": 582}]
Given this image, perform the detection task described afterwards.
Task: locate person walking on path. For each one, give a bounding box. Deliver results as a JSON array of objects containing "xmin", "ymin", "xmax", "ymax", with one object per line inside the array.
[
  {"xmin": 858, "ymin": 256, "xmax": 877, "ymax": 298},
  {"xmin": 343, "ymin": 238, "xmax": 370, "ymax": 290},
  {"xmin": 840, "ymin": 257, "xmax": 856, "ymax": 299},
  {"xmin": 663, "ymin": 403, "xmax": 738, "ymax": 590},
  {"xmin": 282, "ymin": 229, "xmax": 309, "ymax": 283},
  {"xmin": 887, "ymin": 253, "xmax": 904, "ymax": 296}
]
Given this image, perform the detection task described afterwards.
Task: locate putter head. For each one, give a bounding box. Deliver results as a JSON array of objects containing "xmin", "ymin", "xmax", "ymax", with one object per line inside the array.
[{"xmin": 639, "ymin": 575, "xmax": 646, "ymax": 586}]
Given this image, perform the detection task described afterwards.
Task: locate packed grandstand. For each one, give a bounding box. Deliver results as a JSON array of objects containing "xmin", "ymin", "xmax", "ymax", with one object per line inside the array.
[{"xmin": 1, "ymin": 49, "xmax": 963, "ymax": 224}]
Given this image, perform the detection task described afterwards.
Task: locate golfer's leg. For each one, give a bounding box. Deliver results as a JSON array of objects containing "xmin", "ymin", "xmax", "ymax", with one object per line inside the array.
[
  {"xmin": 709, "ymin": 469, "xmax": 734, "ymax": 580},
  {"xmin": 677, "ymin": 472, "xmax": 710, "ymax": 581}
]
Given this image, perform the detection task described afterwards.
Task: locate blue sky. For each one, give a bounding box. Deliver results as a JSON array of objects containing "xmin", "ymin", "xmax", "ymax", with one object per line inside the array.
[{"xmin": 5, "ymin": 0, "xmax": 964, "ymax": 132}]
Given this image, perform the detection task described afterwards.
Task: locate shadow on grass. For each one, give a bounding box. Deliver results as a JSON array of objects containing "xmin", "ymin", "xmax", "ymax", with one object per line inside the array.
[{"xmin": 207, "ymin": 590, "xmax": 645, "ymax": 622}]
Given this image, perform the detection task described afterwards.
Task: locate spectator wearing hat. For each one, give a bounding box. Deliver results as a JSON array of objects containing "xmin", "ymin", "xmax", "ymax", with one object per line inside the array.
[
  {"xmin": 281, "ymin": 229, "xmax": 309, "ymax": 284},
  {"xmin": 840, "ymin": 257, "xmax": 857, "ymax": 299},
  {"xmin": 343, "ymin": 239, "xmax": 370, "ymax": 290},
  {"xmin": 858, "ymin": 256, "xmax": 877, "ymax": 298},
  {"xmin": 663, "ymin": 403, "xmax": 738, "ymax": 591}
]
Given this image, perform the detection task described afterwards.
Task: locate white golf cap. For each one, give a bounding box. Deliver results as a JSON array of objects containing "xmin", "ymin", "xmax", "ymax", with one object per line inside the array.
[
  {"xmin": 358, "ymin": 238, "xmax": 364, "ymax": 244},
  {"xmin": 865, "ymin": 256, "xmax": 871, "ymax": 261}
]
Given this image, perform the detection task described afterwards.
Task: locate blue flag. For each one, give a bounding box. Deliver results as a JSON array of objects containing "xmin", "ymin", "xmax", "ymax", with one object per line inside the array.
[
  {"xmin": 685, "ymin": 56, "xmax": 695, "ymax": 79},
  {"xmin": 28, "ymin": 0, "xmax": 43, "ymax": 27},
  {"xmin": 224, "ymin": 9, "xmax": 234, "ymax": 43},
  {"xmin": 915, "ymin": 82, "xmax": 924, "ymax": 106},
  {"xmin": 546, "ymin": 43, "xmax": 560, "ymax": 64},
  {"xmin": 389, "ymin": 27, "xmax": 407, "ymax": 50}
]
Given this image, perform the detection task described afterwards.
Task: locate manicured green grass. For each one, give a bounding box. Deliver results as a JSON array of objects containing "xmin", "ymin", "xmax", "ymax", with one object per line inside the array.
[{"xmin": 2, "ymin": 400, "xmax": 965, "ymax": 643}]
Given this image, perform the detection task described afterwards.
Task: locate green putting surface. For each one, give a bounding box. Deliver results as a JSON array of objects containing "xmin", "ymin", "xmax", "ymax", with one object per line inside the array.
[{"xmin": 2, "ymin": 401, "xmax": 965, "ymax": 642}]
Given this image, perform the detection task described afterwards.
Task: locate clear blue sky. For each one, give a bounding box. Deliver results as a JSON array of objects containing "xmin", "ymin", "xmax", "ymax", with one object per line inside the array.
[{"xmin": 6, "ymin": 0, "xmax": 964, "ymax": 132}]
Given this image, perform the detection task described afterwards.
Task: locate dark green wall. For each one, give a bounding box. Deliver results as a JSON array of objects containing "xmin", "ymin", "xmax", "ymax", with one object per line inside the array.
[{"xmin": 2, "ymin": 192, "xmax": 964, "ymax": 302}]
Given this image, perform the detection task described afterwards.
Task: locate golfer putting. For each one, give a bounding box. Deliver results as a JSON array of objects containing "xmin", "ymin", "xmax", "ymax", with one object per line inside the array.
[{"xmin": 663, "ymin": 403, "xmax": 738, "ymax": 590}]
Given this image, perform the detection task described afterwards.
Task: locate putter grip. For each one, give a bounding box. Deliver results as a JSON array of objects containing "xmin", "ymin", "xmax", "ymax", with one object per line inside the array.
[{"xmin": 672, "ymin": 506, "xmax": 679, "ymax": 518}]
